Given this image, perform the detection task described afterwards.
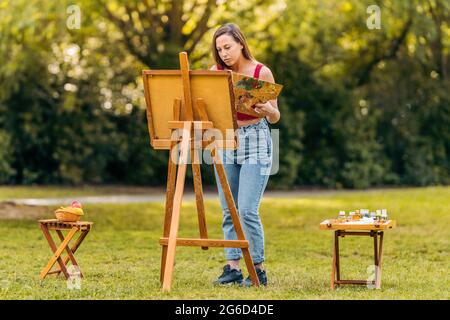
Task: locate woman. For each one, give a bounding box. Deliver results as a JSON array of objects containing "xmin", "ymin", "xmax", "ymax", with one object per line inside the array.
[{"xmin": 210, "ymin": 23, "xmax": 280, "ymax": 286}]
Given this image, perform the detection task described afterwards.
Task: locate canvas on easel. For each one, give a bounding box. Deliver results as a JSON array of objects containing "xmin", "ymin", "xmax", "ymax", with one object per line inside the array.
[
  {"xmin": 143, "ymin": 70, "xmax": 239, "ymax": 150},
  {"xmin": 142, "ymin": 52, "xmax": 260, "ymax": 291}
]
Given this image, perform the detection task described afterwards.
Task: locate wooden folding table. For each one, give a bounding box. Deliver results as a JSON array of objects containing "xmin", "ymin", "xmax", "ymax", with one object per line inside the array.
[
  {"xmin": 39, "ymin": 219, "xmax": 93, "ymax": 280},
  {"xmin": 320, "ymin": 219, "xmax": 396, "ymax": 289}
]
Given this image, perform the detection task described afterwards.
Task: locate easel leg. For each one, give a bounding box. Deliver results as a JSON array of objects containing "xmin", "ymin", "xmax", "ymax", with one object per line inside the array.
[
  {"xmin": 162, "ymin": 122, "xmax": 192, "ymax": 292},
  {"xmin": 212, "ymin": 144, "xmax": 259, "ymax": 287},
  {"xmin": 161, "ymin": 98, "xmax": 181, "ymax": 284},
  {"xmin": 191, "ymin": 142, "xmax": 208, "ymax": 250},
  {"xmin": 161, "ymin": 150, "xmax": 178, "ymax": 284},
  {"xmin": 192, "ymin": 100, "xmax": 209, "ymax": 250}
]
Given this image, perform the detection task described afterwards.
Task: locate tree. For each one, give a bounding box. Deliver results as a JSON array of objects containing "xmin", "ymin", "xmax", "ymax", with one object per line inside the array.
[{"xmin": 94, "ymin": 0, "xmax": 283, "ymax": 68}]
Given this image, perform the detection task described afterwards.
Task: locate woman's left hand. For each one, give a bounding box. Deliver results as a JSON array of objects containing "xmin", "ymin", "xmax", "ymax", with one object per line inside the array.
[{"xmin": 253, "ymin": 101, "xmax": 275, "ymax": 116}]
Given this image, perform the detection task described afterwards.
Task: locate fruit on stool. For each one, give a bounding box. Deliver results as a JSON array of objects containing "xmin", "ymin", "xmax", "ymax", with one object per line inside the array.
[
  {"xmin": 55, "ymin": 201, "xmax": 85, "ymax": 222},
  {"xmin": 71, "ymin": 201, "xmax": 82, "ymax": 208}
]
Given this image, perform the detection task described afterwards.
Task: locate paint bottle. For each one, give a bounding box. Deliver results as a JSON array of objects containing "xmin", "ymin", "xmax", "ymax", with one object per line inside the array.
[
  {"xmin": 349, "ymin": 211, "xmax": 355, "ymax": 220},
  {"xmin": 376, "ymin": 210, "xmax": 382, "ymax": 221},
  {"xmin": 338, "ymin": 210, "xmax": 346, "ymax": 221},
  {"xmin": 381, "ymin": 209, "xmax": 388, "ymax": 221},
  {"xmin": 362, "ymin": 209, "xmax": 369, "ymax": 218}
]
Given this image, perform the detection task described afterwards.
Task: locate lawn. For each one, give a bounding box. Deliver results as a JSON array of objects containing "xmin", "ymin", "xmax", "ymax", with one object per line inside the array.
[
  {"xmin": 0, "ymin": 186, "xmax": 448, "ymax": 299},
  {"xmin": 0, "ymin": 185, "xmax": 162, "ymax": 200}
]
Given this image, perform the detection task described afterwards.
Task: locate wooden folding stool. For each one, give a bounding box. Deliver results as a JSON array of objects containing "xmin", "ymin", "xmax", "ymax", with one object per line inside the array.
[
  {"xmin": 320, "ymin": 219, "xmax": 396, "ymax": 289},
  {"xmin": 39, "ymin": 219, "xmax": 93, "ymax": 280}
]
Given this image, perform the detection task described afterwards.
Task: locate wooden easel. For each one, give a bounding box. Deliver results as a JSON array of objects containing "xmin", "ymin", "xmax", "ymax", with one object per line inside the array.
[
  {"xmin": 155, "ymin": 52, "xmax": 259, "ymax": 291},
  {"xmin": 39, "ymin": 219, "xmax": 93, "ymax": 280}
]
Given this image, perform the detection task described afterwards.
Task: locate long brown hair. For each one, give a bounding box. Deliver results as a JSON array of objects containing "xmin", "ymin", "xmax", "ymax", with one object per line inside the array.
[{"xmin": 212, "ymin": 23, "xmax": 254, "ymax": 69}]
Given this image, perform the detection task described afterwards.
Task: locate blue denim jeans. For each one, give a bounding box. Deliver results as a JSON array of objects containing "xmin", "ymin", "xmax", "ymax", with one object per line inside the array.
[{"xmin": 214, "ymin": 119, "xmax": 272, "ymax": 264}]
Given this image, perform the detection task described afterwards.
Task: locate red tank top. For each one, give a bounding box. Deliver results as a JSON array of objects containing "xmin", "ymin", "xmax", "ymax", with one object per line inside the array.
[{"xmin": 217, "ymin": 63, "xmax": 264, "ymax": 121}]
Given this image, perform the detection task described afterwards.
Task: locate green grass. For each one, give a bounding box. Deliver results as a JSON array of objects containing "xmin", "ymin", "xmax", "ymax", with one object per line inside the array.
[
  {"xmin": 0, "ymin": 185, "xmax": 160, "ymax": 200},
  {"xmin": 0, "ymin": 186, "xmax": 449, "ymax": 299}
]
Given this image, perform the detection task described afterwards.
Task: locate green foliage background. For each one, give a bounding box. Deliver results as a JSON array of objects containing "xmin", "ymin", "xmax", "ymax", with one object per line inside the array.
[{"xmin": 0, "ymin": 0, "xmax": 448, "ymax": 188}]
